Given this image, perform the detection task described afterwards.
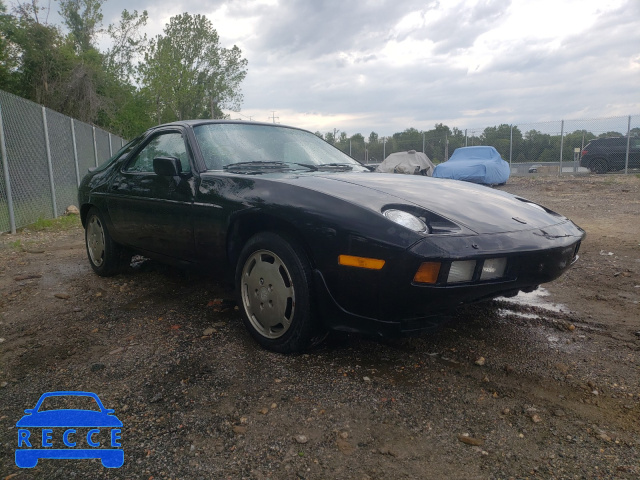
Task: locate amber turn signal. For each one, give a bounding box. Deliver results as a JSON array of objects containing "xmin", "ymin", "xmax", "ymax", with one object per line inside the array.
[
  {"xmin": 413, "ymin": 262, "xmax": 441, "ymax": 284},
  {"xmin": 338, "ymin": 255, "xmax": 385, "ymax": 270}
]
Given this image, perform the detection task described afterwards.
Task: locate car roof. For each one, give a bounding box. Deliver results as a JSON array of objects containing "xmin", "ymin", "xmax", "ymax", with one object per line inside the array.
[{"xmin": 150, "ymin": 119, "xmax": 303, "ymax": 131}]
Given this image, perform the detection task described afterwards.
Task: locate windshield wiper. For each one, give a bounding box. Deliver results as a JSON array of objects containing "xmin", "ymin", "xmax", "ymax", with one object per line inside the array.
[
  {"xmin": 316, "ymin": 163, "xmax": 354, "ymax": 171},
  {"xmin": 223, "ymin": 161, "xmax": 289, "ymax": 171},
  {"xmin": 223, "ymin": 161, "xmax": 319, "ymax": 173},
  {"xmin": 292, "ymin": 163, "xmax": 318, "ymax": 171}
]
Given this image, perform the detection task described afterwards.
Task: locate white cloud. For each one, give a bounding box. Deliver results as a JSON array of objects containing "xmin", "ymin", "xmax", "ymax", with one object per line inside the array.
[{"xmin": 75, "ymin": 0, "xmax": 640, "ymax": 135}]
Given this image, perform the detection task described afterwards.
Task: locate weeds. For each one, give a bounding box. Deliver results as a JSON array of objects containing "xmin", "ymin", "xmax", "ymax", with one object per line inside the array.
[{"xmin": 29, "ymin": 215, "xmax": 81, "ymax": 232}]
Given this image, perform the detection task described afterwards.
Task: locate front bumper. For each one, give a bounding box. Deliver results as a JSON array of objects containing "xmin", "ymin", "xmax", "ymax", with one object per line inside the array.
[{"xmin": 316, "ymin": 221, "xmax": 585, "ymax": 336}]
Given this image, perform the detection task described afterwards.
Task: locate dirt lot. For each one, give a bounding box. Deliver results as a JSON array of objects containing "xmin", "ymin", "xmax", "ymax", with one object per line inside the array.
[{"xmin": 0, "ymin": 175, "xmax": 639, "ymax": 479}]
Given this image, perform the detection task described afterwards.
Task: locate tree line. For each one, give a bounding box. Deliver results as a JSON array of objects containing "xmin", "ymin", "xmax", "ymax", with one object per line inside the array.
[
  {"xmin": 0, "ymin": 0, "xmax": 247, "ymax": 139},
  {"xmin": 318, "ymin": 124, "xmax": 639, "ymax": 164}
]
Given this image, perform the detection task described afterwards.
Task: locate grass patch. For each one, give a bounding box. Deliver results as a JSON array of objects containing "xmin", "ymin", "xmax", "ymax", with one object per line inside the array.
[{"xmin": 29, "ymin": 215, "xmax": 81, "ymax": 232}]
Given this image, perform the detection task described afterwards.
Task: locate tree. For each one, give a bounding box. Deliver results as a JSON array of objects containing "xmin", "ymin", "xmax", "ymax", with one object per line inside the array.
[
  {"xmin": 391, "ymin": 128, "xmax": 423, "ymax": 153},
  {"xmin": 104, "ymin": 9, "xmax": 148, "ymax": 83},
  {"xmin": 58, "ymin": 0, "xmax": 103, "ymax": 52},
  {"xmin": 598, "ymin": 131, "xmax": 623, "ymax": 138},
  {"xmin": 141, "ymin": 13, "xmax": 247, "ymax": 123},
  {"xmin": 3, "ymin": 9, "xmax": 75, "ymax": 107},
  {"xmin": 481, "ymin": 124, "xmax": 522, "ymax": 161},
  {"xmin": 0, "ymin": 0, "xmax": 18, "ymax": 90}
]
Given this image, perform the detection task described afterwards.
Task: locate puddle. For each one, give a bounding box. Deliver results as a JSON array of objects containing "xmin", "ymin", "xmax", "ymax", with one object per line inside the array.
[
  {"xmin": 498, "ymin": 287, "xmax": 568, "ymax": 313},
  {"xmin": 496, "ymin": 288, "xmax": 582, "ymax": 352},
  {"xmin": 498, "ymin": 309, "xmax": 540, "ymax": 319}
]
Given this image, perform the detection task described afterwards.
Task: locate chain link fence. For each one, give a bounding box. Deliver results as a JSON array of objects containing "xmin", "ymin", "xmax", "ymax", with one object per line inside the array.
[
  {"xmin": 334, "ymin": 114, "xmax": 639, "ymax": 176},
  {"xmin": 0, "ymin": 90, "xmax": 125, "ymax": 233},
  {"xmin": 2, "ymin": 94, "xmax": 638, "ymax": 233}
]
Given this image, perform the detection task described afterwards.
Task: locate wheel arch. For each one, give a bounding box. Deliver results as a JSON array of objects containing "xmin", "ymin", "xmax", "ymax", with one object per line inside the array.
[
  {"xmin": 80, "ymin": 203, "xmax": 94, "ymax": 228},
  {"xmin": 227, "ymin": 212, "xmax": 315, "ymax": 270},
  {"xmin": 588, "ymin": 156, "xmax": 609, "ymax": 173}
]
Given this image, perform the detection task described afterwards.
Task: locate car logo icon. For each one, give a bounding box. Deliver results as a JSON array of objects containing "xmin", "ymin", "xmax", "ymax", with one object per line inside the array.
[{"xmin": 15, "ymin": 391, "xmax": 123, "ymax": 468}]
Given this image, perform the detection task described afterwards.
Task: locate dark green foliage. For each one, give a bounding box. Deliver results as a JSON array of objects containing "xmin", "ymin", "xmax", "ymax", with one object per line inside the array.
[{"xmin": 0, "ymin": 3, "xmax": 247, "ymax": 139}]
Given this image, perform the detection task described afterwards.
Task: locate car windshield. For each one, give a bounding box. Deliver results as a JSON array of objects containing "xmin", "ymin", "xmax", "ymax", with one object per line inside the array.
[
  {"xmin": 193, "ymin": 123, "xmax": 368, "ymax": 172},
  {"xmin": 37, "ymin": 395, "xmax": 101, "ymax": 412}
]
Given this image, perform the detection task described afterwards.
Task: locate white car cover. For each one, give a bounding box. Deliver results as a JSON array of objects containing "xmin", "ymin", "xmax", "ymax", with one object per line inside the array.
[{"xmin": 375, "ymin": 150, "xmax": 435, "ymax": 176}]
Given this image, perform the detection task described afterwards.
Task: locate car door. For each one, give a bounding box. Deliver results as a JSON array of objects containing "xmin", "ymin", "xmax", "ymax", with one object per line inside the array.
[{"xmin": 107, "ymin": 129, "xmax": 197, "ymax": 260}]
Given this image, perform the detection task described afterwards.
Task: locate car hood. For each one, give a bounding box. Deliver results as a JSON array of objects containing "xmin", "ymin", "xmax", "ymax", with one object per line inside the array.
[{"xmin": 276, "ymin": 172, "xmax": 568, "ymax": 235}]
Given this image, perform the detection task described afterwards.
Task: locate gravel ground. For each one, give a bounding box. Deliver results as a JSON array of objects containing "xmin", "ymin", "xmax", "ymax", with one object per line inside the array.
[{"xmin": 0, "ymin": 174, "xmax": 639, "ymax": 479}]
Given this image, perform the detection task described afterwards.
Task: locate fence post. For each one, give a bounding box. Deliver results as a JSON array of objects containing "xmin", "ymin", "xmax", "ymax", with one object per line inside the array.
[
  {"xmin": 0, "ymin": 103, "xmax": 16, "ymax": 233},
  {"xmin": 71, "ymin": 119, "xmax": 80, "ymax": 187},
  {"xmin": 465, "ymin": 129, "xmax": 468, "ymax": 147},
  {"xmin": 509, "ymin": 125, "xmax": 513, "ymax": 165},
  {"xmin": 444, "ymin": 133, "xmax": 448, "ymax": 161},
  {"xmin": 42, "ymin": 106, "xmax": 57, "ymax": 218},
  {"xmin": 92, "ymin": 125, "xmax": 99, "ymax": 167},
  {"xmin": 108, "ymin": 132, "xmax": 112, "ymax": 157},
  {"xmin": 625, "ymin": 115, "xmax": 631, "ymax": 174},
  {"xmin": 558, "ymin": 120, "xmax": 564, "ymax": 176}
]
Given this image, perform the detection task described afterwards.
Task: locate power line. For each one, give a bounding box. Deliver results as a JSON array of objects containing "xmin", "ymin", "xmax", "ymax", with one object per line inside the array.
[{"xmin": 235, "ymin": 112, "xmax": 254, "ymax": 121}]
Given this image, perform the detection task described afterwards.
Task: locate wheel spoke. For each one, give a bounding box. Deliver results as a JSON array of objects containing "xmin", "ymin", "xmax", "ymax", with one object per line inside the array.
[
  {"xmin": 241, "ymin": 249, "xmax": 295, "ymax": 339},
  {"xmin": 87, "ymin": 216, "xmax": 105, "ymax": 267}
]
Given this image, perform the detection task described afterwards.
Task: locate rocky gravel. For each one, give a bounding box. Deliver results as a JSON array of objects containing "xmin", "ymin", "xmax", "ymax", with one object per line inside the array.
[{"xmin": 0, "ymin": 174, "xmax": 639, "ymax": 479}]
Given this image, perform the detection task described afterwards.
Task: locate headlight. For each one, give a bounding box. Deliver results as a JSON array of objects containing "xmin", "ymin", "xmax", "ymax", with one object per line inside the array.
[
  {"xmin": 383, "ymin": 209, "xmax": 427, "ymax": 233},
  {"xmin": 480, "ymin": 257, "xmax": 507, "ymax": 280},
  {"xmin": 447, "ymin": 260, "xmax": 476, "ymax": 283}
]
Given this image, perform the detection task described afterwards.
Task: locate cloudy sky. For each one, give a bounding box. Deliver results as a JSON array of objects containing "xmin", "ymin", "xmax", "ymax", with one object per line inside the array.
[{"xmin": 57, "ymin": 0, "xmax": 640, "ymax": 135}]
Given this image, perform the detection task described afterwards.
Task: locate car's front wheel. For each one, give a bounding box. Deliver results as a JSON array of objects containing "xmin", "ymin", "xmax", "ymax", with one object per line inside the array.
[
  {"xmin": 590, "ymin": 158, "xmax": 608, "ymax": 174},
  {"xmin": 85, "ymin": 207, "xmax": 129, "ymax": 276},
  {"xmin": 236, "ymin": 232, "xmax": 321, "ymax": 353}
]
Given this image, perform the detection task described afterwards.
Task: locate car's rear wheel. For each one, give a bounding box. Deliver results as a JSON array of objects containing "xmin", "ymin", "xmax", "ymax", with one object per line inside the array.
[
  {"xmin": 85, "ymin": 207, "xmax": 129, "ymax": 276},
  {"xmin": 590, "ymin": 158, "xmax": 608, "ymax": 174},
  {"xmin": 236, "ymin": 232, "xmax": 321, "ymax": 353}
]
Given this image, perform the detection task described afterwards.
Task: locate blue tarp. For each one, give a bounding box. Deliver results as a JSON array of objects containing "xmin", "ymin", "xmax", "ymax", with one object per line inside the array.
[{"xmin": 433, "ymin": 146, "xmax": 510, "ymax": 185}]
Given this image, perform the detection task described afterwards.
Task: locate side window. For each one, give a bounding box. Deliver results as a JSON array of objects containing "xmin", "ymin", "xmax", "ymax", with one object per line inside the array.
[{"xmin": 125, "ymin": 132, "xmax": 190, "ymax": 173}]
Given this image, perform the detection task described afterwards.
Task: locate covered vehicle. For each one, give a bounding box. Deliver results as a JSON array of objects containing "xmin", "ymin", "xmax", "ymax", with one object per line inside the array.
[
  {"xmin": 78, "ymin": 121, "xmax": 584, "ymax": 353},
  {"xmin": 433, "ymin": 146, "xmax": 510, "ymax": 185},
  {"xmin": 375, "ymin": 150, "xmax": 435, "ymax": 176}
]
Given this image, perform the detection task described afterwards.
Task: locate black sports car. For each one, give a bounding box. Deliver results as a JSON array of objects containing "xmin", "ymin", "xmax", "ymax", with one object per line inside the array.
[{"xmin": 79, "ymin": 120, "xmax": 585, "ymax": 352}]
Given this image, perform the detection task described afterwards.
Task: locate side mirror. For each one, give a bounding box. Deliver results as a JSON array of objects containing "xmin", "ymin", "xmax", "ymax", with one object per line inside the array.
[
  {"xmin": 24, "ymin": 409, "xmax": 33, "ymax": 414},
  {"xmin": 153, "ymin": 157, "xmax": 182, "ymax": 177}
]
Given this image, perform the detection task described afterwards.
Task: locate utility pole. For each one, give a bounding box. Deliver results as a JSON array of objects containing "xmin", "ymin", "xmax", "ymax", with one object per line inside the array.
[
  {"xmin": 444, "ymin": 133, "xmax": 448, "ymax": 161},
  {"xmin": 270, "ymin": 111, "xmax": 279, "ymax": 123},
  {"xmin": 211, "ymin": 96, "xmax": 219, "ymax": 119}
]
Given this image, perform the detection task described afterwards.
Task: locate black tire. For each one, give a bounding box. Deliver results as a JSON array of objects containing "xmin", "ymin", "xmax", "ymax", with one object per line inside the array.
[
  {"xmin": 236, "ymin": 232, "xmax": 322, "ymax": 353},
  {"xmin": 84, "ymin": 207, "xmax": 129, "ymax": 276},
  {"xmin": 590, "ymin": 158, "xmax": 608, "ymax": 174}
]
